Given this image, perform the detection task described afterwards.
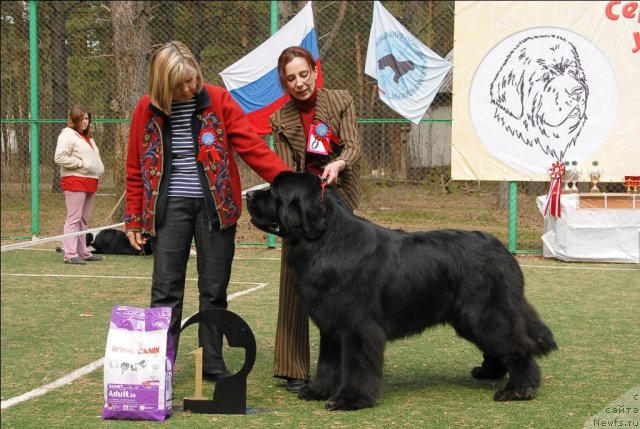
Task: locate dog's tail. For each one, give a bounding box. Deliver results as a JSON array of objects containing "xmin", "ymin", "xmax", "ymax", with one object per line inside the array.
[{"xmin": 524, "ymin": 304, "xmax": 558, "ymax": 357}]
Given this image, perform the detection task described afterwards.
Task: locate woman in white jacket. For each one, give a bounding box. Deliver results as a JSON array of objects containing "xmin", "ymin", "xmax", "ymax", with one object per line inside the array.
[{"xmin": 54, "ymin": 105, "xmax": 105, "ymax": 265}]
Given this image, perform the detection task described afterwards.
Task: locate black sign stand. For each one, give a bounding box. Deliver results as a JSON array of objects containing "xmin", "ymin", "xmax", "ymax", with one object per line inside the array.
[{"xmin": 180, "ymin": 309, "xmax": 256, "ymax": 415}]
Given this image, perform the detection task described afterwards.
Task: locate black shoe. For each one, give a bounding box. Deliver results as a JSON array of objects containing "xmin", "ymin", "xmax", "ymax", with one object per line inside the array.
[
  {"xmin": 285, "ymin": 378, "xmax": 308, "ymax": 393},
  {"xmin": 202, "ymin": 370, "xmax": 232, "ymax": 382}
]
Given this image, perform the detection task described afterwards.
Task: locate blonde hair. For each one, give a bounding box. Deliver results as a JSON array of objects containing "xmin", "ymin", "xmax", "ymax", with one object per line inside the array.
[{"xmin": 148, "ymin": 41, "xmax": 204, "ymax": 115}]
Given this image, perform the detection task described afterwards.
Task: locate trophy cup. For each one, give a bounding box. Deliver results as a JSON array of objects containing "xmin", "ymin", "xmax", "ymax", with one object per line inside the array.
[
  {"xmin": 563, "ymin": 161, "xmax": 571, "ymax": 192},
  {"xmin": 565, "ymin": 161, "xmax": 581, "ymax": 193},
  {"xmin": 589, "ymin": 161, "xmax": 603, "ymax": 193},
  {"xmin": 624, "ymin": 176, "xmax": 640, "ymax": 194}
]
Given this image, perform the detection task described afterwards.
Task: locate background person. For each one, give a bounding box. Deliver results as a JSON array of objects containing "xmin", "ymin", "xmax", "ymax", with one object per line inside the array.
[
  {"xmin": 124, "ymin": 41, "xmax": 290, "ymax": 381},
  {"xmin": 54, "ymin": 105, "xmax": 105, "ymax": 265},
  {"xmin": 270, "ymin": 46, "xmax": 362, "ymax": 392}
]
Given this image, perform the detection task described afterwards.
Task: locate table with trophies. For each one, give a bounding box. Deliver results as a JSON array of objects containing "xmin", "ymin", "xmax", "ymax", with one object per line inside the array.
[{"xmin": 536, "ymin": 162, "xmax": 640, "ymax": 263}]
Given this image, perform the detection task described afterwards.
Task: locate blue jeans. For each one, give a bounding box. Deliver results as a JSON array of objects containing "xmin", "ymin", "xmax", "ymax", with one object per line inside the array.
[{"xmin": 150, "ymin": 197, "xmax": 236, "ymax": 374}]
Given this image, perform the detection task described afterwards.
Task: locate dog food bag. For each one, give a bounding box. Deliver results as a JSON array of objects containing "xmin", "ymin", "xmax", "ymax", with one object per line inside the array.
[{"xmin": 102, "ymin": 305, "xmax": 174, "ymax": 421}]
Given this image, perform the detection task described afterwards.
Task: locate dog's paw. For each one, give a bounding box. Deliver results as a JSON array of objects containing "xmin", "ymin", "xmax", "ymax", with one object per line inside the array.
[
  {"xmin": 325, "ymin": 394, "xmax": 374, "ymax": 411},
  {"xmin": 493, "ymin": 386, "xmax": 537, "ymax": 401},
  {"xmin": 298, "ymin": 384, "xmax": 330, "ymax": 401},
  {"xmin": 471, "ymin": 365, "xmax": 507, "ymax": 380}
]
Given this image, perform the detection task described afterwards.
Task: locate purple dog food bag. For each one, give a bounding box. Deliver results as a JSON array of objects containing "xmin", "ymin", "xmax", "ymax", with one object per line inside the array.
[{"xmin": 102, "ymin": 305, "xmax": 174, "ymax": 421}]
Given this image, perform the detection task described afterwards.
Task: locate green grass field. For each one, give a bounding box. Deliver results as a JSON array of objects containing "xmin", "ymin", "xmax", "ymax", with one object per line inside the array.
[{"xmin": 1, "ymin": 246, "xmax": 638, "ymax": 428}]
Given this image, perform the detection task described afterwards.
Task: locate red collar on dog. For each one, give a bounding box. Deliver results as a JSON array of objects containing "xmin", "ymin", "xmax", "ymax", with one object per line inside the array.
[{"xmin": 320, "ymin": 177, "xmax": 327, "ymax": 201}]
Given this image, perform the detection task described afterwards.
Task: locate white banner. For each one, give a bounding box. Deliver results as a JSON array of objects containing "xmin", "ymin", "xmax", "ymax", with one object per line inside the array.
[
  {"xmin": 452, "ymin": 1, "xmax": 640, "ymax": 181},
  {"xmin": 365, "ymin": 1, "xmax": 451, "ymax": 124}
]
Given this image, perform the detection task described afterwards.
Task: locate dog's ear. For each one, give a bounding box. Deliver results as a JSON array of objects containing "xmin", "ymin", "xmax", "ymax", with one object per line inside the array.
[
  {"xmin": 298, "ymin": 173, "xmax": 328, "ymax": 240},
  {"xmin": 299, "ymin": 194, "xmax": 327, "ymax": 240},
  {"xmin": 490, "ymin": 45, "xmax": 525, "ymax": 120}
]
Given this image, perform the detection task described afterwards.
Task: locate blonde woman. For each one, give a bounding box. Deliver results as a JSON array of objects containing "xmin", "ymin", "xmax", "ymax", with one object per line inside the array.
[
  {"xmin": 54, "ymin": 105, "xmax": 105, "ymax": 265},
  {"xmin": 124, "ymin": 41, "xmax": 289, "ymax": 380}
]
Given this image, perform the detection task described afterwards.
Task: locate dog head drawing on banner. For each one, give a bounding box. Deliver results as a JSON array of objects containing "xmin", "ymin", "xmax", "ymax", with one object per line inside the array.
[{"xmin": 490, "ymin": 34, "xmax": 589, "ymax": 160}]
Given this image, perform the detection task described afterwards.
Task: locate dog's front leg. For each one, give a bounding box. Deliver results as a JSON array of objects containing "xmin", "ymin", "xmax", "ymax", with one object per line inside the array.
[
  {"xmin": 325, "ymin": 326, "xmax": 385, "ymax": 411},
  {"xmin": 298, "ymin": 331, "xmax": 340, "ymax": 401}
]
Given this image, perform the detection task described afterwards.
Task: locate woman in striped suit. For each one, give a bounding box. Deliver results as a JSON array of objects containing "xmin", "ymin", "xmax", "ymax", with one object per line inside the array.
[{"xmin": 270, "ymin": 46, "xmax": 362, "ymax": 392}]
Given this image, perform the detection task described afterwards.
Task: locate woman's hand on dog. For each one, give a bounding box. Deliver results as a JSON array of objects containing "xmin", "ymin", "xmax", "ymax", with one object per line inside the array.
[{"xmin": 126, "ymin": 231, "xmax": 147, "ymax": 251}]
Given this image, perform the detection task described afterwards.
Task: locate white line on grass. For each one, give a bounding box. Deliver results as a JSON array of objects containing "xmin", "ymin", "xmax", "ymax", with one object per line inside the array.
[
  {"xmin": 0, "ymin": 282, "xmax": 267, "ymax": 410},
  {"xmin": 520, "ymin": 264, "xmax": 639, "ymax": 272},
  {"xmin": 11, "ymin": 248, "xmax": 282, "ymax": 261},
  {"xmin": 2, "ymin": 273, "xmax": 268, "ymax": 283},
  {"xmin": 0, "ymin": 223, "xmax": 125, "ymax": 253},
  {"xmin": 0, "ymin": 360, "xmax": 105, "ymax": 410}
]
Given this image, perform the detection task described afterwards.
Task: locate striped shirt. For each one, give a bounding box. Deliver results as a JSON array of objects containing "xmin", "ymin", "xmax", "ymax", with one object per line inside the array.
[{"xmin": 168, "ymin": 98, "xmax": 203, "ymax": 198}]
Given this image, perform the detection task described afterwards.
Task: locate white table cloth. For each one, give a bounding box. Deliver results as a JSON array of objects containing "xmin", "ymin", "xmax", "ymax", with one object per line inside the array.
[{"xmin": 536, "ymin": 194, "xmax": 640, "ymax": 263}]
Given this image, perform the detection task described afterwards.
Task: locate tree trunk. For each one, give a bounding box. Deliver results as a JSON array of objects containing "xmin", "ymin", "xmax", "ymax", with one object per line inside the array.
[
  {"xmin": 191, "ymin": 1, "xmax": 207, "ymax": 60},
  {"xmin": 109, "ymin": 1, "xmax": 151, "ymax": 223},
  {"xmin": 319, "ymin": 1, "xmax": 347, "ymax": 55},
  {"xmin": 49, "ymin": 1, "xmax": 68, "ymax": 193},
  {"xmin": 496, "ymin": 182, "xmax": 510, "ymax": 210}
]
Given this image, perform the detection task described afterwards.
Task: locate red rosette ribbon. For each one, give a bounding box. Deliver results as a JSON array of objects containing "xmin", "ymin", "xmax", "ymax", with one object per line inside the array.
[
  {"xmin": 311, "ymin": 120, "xmax": 340, "ymax": 154},
  {"xmin": 196, "ymin": 128, "xmax": 221, "ymax": 163},
  {"xmin": 543, "ymin": 161, "xmax": 566, "ymax": 218}
]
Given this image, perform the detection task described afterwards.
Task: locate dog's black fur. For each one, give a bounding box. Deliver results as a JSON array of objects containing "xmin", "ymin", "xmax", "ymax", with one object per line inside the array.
[
  {"xmin": 246, "ymin": 171, "xmax": 557, "ymax": 411},
  {"xmin": 88, "ymin": 229, "xmax": 152, "ymax": 255}
]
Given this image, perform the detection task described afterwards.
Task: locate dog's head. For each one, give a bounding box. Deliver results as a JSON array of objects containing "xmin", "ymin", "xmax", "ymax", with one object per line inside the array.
[
  {"xmin": 490, "ymin": 34, "xmax": 588, "ymax": 160},
  {"xmin": 246, "ymin": 171, "xmax": 328, "ymax": 241}
]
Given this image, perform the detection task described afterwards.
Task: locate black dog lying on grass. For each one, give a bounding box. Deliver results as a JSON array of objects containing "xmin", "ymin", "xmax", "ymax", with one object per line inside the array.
[
  {"xmin": 56, "ymin": 229, "xmax": 152, "ymax": 256},
  {"xmin": 89, "ymin": 229, "xmax": 152, "ymax": 255},
  {"xmin": 246, "ymin": 171, "xmax": 557, "ymax": 411}
]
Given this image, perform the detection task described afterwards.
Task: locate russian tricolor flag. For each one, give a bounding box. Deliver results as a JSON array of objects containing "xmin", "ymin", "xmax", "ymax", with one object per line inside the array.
[{"xmin": 220, "ymin": 2, "xmax": 323, "ymax": 135}]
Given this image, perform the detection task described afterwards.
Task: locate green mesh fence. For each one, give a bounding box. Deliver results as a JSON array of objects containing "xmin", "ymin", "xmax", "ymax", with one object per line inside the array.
[{"xmin": 2, "ymin": 1, "xmax": 625, "ymax": 245}]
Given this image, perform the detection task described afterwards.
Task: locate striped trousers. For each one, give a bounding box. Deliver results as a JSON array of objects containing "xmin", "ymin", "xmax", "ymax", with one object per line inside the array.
[{"xmin": 273, "ymin": 243, "xmax": 310, "ymax": 380}]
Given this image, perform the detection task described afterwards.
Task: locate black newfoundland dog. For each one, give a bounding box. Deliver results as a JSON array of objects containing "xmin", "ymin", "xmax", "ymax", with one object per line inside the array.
[
  {"xmin": 246, "ymin": 172, "xmax": 557, "ymax": 411},
  {"xmin": 89, "ymin": 229, "xmax": 152, "ymax": 255}
]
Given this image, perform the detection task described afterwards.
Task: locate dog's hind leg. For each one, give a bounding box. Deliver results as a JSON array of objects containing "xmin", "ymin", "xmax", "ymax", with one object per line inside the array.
[
  {"xmin": 494, "ymin": 354, "xmax": 541, "ymax": 401},
  {"xmin": 467, "ymin": 326, "xmax": 542, "ymax": 400},
  {"xmin": 452, "ymin": 304, "xmax": 539, "ymax": 400},
  {"xmin": 325, "ymin": 325, "xmax": 385, "ymax": 411},
  {"xmin": 471, "ymin": 353, "xmax": 508, "ymax": 379},
  {"xmin": 491, "ymin": 303, "xmax": 556, "ymax": 401},
  {"xmin": 299, "ymin": 332, "xmax": 341, "ymax": 401}
]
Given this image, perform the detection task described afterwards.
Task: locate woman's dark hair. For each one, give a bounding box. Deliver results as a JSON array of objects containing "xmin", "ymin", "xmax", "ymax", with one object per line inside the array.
[
  {"xmin": 277, "ymin": 46, "xmax": 316, "ymax": 90},
  {"xmin": 68, "ymin": 105, "xmax": 91, "ymax": 137}
]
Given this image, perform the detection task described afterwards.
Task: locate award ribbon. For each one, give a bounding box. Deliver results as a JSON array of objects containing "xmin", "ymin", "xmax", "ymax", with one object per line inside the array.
[
  {"xmin": 307, "ymin": 120, "xmax": 340, "ymax": 155},
  {"xmin": 197, "ymin": 128, "xmax": 221, "ymax": 163},
  {"xmin": 543, "ymin": 161, "xmax": 566, "ymax": 218}
]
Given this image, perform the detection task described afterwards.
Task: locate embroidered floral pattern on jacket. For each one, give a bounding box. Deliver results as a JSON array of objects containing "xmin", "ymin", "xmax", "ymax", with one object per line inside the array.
[
  {"xmin": 141, "ymin": 116, "xmax": 162, "ymax": 233},
  {"xmin": 198, "ymin": 113, "xmax": 239, "ymax": 226},
  {"xmin": 124, "ymin": 213, "xmax": 142, "ymax": 224}
]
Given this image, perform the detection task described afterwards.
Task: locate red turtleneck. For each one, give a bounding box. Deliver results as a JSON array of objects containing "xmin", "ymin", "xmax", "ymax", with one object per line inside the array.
[
  {"xmin": 293, "ymin": 88, "xmax": 324, "ymax": 175},
  {"xmin": 294, "ymin": 88, "xmax": 318, "ymax": 140}
]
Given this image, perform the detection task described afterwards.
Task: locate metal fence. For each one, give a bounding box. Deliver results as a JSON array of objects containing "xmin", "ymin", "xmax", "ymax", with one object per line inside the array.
[
  {"xmin": 2, "ymin": 1, "xmax": 626, "ymax": 243},
  {"xmin": 1, "ymin": 0, "xmax": 458, "ymax": 240}
]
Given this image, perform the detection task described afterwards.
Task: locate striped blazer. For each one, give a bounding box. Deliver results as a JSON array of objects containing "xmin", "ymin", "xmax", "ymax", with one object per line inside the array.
[{"xmin": 270, "ymin": 88, "xmax": 362, "ymax": 211}]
